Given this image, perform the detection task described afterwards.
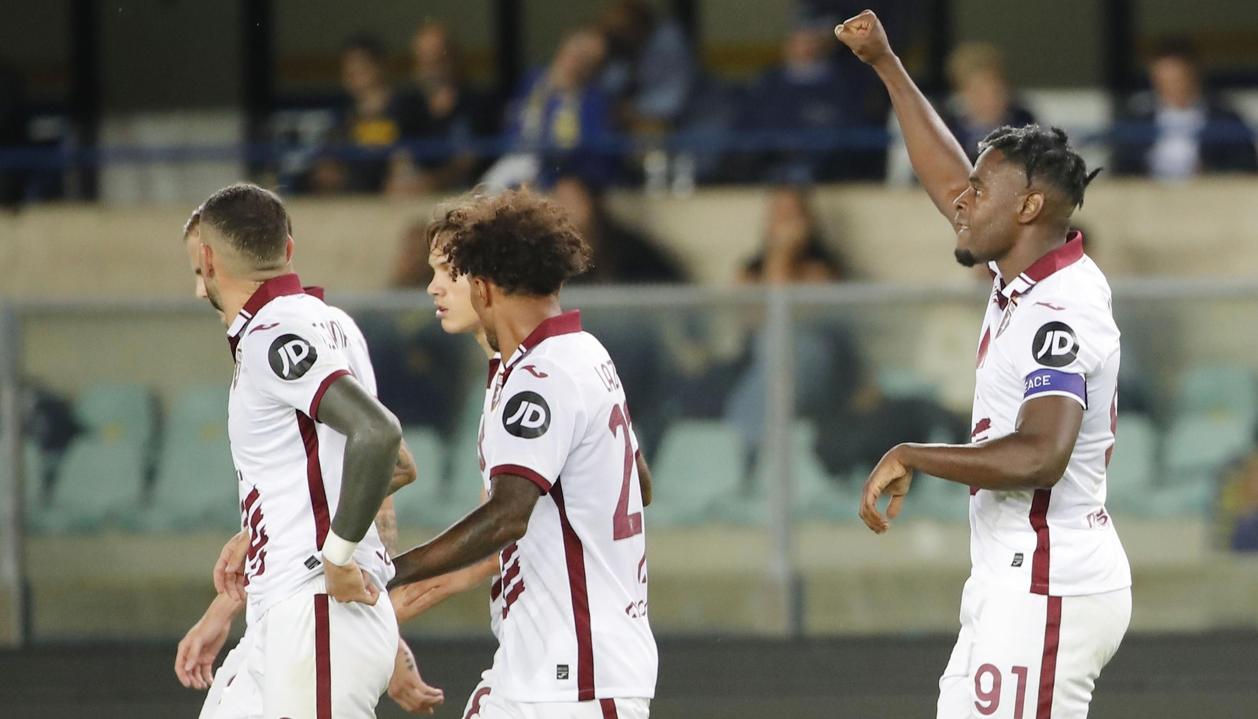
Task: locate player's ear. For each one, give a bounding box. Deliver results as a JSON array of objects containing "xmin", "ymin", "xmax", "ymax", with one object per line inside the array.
[
  {"xmin": 199, "ymin": 242, "xmax": 216, "ymax": 278},
  {"xmin": 284, "ymin": 235, "xmax": 294, "ymax": 263},
  {"xmin": 471, "ymin": 277, "xmax": 491, "ymax": 307},
  {"xmin": 1018, "ymin": 190, "xmax": 1046, "ymax": 225}
]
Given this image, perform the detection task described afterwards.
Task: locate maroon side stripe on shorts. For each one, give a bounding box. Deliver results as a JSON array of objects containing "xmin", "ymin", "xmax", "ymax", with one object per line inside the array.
[
  {"xmin": 1029, "ymin": 489, "xmax": 1052, "ymax": 595},
  {"xmin": 599, "ymin": 698, "xmax": 619, "ymax": 718},
  {"xmin": 296, "ymin": 412, "xmax": 331, "ymax": 549},
  {"xmin": 314, "ymin": 594, "xmax": 332, "ymax": 719},
  {"xmin": 551, "ymin": 480, "xmax": 595, "ymax": 701},
  {"xmin": 1036, "ymin": 595, "xmax": 1062, "ymax": 719}
]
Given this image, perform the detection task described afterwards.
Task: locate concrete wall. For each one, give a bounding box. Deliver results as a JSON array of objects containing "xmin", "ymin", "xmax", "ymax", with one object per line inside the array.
[{"xmin": 3, "ymin": 179, "xmax": 1258, "ymax": 300}]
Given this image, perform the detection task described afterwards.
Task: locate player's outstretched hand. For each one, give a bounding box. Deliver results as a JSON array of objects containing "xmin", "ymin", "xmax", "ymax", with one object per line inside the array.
[
  {"xmin": 834, "ymin": 9, "xmax": 894, "ymax": 67},
  {"xmin": 325, "ymin": 558, "xmax": 380, "ymax": 605},
  {"xmin": 388, "ymin": 638, "xmax": 445, "ymax": 714},
  {"xmin": 174, "ymin": 594, "xmax": 236, "ymax": 691},
  {"xmin": 390, "ymin": 574, "xmax": 459, "ymax": 624},
  {"xmin": 213, "ymin": 530, "xmax": 249, "ymax": 602},
  {"xmin": 860, "ymin": 445, "xmax": 914, "ymax": 533}
]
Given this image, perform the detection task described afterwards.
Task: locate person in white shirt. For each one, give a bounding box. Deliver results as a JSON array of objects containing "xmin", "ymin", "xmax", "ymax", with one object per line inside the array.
[
  {"xmin": 389, "ymin": 189, "xmax": 657, "ymax": 718},
  {"xmin": 837, "ymin": 13, "xmax": 1131, "ymax": 719},
  {"xmin": 169, "ymin": 183, "xmax": 441, "ymax": 718}
]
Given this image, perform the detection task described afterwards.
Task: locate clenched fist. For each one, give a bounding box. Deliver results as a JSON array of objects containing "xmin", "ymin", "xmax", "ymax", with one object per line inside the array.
[{"xmin": 835, "ymin": 10, "xmax": 894, "ymax": 67}]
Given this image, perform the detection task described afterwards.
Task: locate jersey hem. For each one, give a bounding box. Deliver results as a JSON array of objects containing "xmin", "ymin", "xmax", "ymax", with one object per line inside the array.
[
  {"xmin": 490, "ymin": 463, "xmax": 553, "ymax": 494},
  {"xmin": 309, "ymin": 368, "xmax": 351, "ymax": 420}
]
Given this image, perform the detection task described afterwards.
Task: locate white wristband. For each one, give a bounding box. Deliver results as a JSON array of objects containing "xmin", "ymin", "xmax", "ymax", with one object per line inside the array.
[{"xmin": 321, "ymin": 531, "xmax": 358, "ymax": 567}]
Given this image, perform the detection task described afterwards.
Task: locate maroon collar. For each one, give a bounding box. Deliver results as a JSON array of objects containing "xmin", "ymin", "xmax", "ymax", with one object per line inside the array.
[
  {"xmin": 226, "ymin": 273, "xmax": 307, "ymax": 356},
  {"xmin": 504, "ymin": 310, "xmax": 583, "ymax": 368},
  {"xmin": 993, "ymin": 230, "xmax": 1086, "ymax": 308},
  {"xmin": 303, "ymin": 285, "xmax": 325, "ymax": 300}
]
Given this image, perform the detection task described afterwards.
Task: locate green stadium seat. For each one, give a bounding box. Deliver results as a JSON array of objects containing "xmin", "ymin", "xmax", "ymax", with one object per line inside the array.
[
  {"xmin": 1175, "ymin": 364, "xmax": 1258, "ymax": 423},
  {"xmin": 74, "ymin": 383, "xmax": 156, "ymax": 450},
  {"xmin": 40, "ymin": 437, "xmax": 145, "ymax": 532},
  {"xmin": 1106, "ymin": 414, "xmax": 1158, "ymax": 515},
  {"xmin": 138, "ymin": 385, "xmax": 236, "ymax": 531},
  {"xmin": 651, "ymin": 420, "xmax": 745, "ymax": 526}
]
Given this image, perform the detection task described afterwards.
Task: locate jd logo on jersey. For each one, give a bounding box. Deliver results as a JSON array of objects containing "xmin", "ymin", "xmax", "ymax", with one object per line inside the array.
[
  {"xmin": 1031, "ymin": 322, "xmax": 1079, "ymax": 368},
  {"xmin": 503, "ymin": 391, "xmax": 550, "ymax": 438},
  {"xmin": 268, "ymin": 334, "xmax": 318, "ymax": 380}
]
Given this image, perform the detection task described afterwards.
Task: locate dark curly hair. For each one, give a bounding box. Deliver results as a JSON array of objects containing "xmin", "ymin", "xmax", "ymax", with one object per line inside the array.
[
  {"xmin": 442, "ymin": 188, "xmax": 592, "ymax": 296},
  {"xmin": 978, "ymin": 124, "xmax": 1101, "ymax": 209}
]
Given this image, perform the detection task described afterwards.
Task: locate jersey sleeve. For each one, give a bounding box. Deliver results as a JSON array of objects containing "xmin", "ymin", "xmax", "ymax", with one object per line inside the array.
[
  {"xmin": 483, "ymin": 365, "xmax": 585, "ymax": 495},
  {"xmin": 241, "ymin": 315, "xmax": 357, "ymax": 421},
  {"xmin": 1003, "ymin": 298, "xmax": 1118, "ymax": 410}
]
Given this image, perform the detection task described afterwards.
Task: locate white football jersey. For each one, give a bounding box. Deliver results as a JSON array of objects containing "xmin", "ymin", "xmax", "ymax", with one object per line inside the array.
[
  {"xmin": 970, "ymin": 233, "xmax": 1132, "ymax": 596},
  {"xmin": 478, "ymin": 311, "xmax": 657, "ymax": 702},
  {"xmin": 226, "ymin": 275, "xmax": 394, "ymax": 621},
  {"xmin": 483, "ymin": 353, "xmax": 505, "ymax": 643}
]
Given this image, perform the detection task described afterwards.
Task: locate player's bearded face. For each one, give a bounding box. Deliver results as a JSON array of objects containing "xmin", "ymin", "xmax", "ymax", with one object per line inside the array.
[
  {"xmin": 185, "ymin": 233, "xmax": 226, "ymax": 318},
  {"xmin": 953, "ymin": 150, "xmax": 1018, "ymax": 268}
]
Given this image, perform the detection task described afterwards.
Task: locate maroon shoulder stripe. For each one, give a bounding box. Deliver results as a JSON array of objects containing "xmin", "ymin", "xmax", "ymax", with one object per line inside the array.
[
  {"xmin": 1029, "ymin": 489, "xmax": 1052, "ymax": 595},
  {"xmin": 551, "ymin": 480, "xmax": 595, "ymax": 701},
  {"xmin": 314, "ymin": 593, "xmax": 332, "ymax": 719},
  {"xmin": 297, "ymin": 412, "xmax": 331, "ymax": 549},
  {"xmin": 1036, "ymin": 595, "xmax": 1063, "ymax": 718},
  {"xmin": 310, "ymin": 369, "xmax": 351, "ymax": 421}
]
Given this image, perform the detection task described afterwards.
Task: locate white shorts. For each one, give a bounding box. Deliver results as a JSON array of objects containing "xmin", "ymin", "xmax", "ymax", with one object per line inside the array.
[
  {"xmin": 937, "ymin": 578, "xmax": 1131, "ymax": 719},
  {"xmin": 461, "ymin": 662, "xmax": 648, "ymax": 719},
  {"xmin": 200, "ymin": 582, "xmax": 398, "ymax": 719}
]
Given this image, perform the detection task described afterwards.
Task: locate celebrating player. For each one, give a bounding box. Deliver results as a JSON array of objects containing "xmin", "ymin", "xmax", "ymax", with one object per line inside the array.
[
  {"xmin": 389, "ymin": 189, "xmax": 658, "ymax": 718},
  {"xmin": 837, "ymin": 11, "xmax": 1131, "ymax": 719},
  {"xmin": 170, "ymin": 183, "xmax": 434, "ymax": 718}
]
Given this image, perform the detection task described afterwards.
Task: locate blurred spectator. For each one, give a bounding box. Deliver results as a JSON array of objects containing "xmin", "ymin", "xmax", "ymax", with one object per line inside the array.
[
  {"xmin": 1223, "ymin": 450, "xmax": 1258, "ymax": 551},
  {"xmin": 740, "ymin": 185, "xmax": 847, "ymax": 283},
  {"xmin": 305, "ymin": 36, "xmax": 408, "ymax": 194},
  {"xmin": 598, "ymin": 0, "xmax": 697, "ymax": 132},
  {"xmin": 551, "ymin": 175, "xmax": 687, "ymax": 284},
  {"xmin": 481, "ymin": 28, "xmax": 617, "ymax": 190},
  {"xmin": 736, "ymin": 17, "xmax": 885, "ymax": 183},
  {"xmin": 386, "ymin": 24, "xmax": 494, "ymax": 196},
  {"xmin": 1113, "ymin": 38, "xmax": 1258, "ymax": 180},
  {"xmin": 940, "ymin": 43, "xmax": 1037, "ymax": 162},
  {"xmin": 0, "ymin": 56, "xmax": 27, "ymax": 206}
]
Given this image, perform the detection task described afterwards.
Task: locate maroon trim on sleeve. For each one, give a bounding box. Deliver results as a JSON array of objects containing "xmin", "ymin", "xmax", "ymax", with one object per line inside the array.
[
  {"xmin": 297, "ymin": 412, "xmax": 331, "ymax": 549},
  {"xmin": 551, "ymin": 480, "xmax": 595, "ymax": 701},
  {"xmin": 599, "ymin": 698, "xmax": 619, "ymax": 718},
  {"xmin": 314, "ymin": 593, "xmax": 332, "ymax": 719},
  {"xmin": 309, "ymin": 369, "xmax": 352, "ymax": 421},
  {"xmin": 489, "ymin": 464, "xmax": 552, "ymax": 494}
]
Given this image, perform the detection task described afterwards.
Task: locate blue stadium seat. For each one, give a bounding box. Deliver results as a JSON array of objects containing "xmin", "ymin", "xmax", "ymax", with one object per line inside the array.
[
  {"xmin": 1175, "ymin": 364, "xmax": 1258, "ymax": 424},
  {"xmin": 40, "ymin": 437, "xmax": 145, "ymax": 532},
  {"xmin": 1158, "ymin": 413, "xmax": 1253, "ymax": 517},
  {"xmin": 74, "ymin": 383, "xmax": 156, "ymax": 450},
  {"xmin": 139, "ymin": 385, "xmax": 236, "ymax": 531},
  {"xmin": 650, "ymin": 420, "xmax": 745, "ymax": 526},
  {"xmin": 391, "ymin": 427, "xmax": 457, "ymax": 527},
  {"xmin": 1106, "ymin": 414, "xmax": 1159, "ymax": 515}
]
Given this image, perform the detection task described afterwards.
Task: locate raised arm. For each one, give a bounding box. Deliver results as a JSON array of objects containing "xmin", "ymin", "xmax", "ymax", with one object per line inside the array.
[{"xmin": 836, "ymin": 10, "xmax": 972, "ymax": 221}]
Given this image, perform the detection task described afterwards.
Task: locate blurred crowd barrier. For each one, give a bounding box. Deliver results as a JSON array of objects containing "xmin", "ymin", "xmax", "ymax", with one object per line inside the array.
[{"xmin": 2, "ymin": 282, "xmax": 1258, "ymax": 645}]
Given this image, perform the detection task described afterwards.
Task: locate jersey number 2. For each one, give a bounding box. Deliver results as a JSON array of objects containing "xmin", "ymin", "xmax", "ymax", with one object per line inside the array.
[{"xmin": 609, "ymin": 404, "xmax": 642, "ymax": 541}]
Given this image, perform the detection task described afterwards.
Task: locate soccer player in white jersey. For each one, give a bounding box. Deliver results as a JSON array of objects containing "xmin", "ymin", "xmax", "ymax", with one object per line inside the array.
[
  {"xmin": 174, "ymin": 205, "xmax": 445, "ymax": 715},
  {"xmin": 167, "ymin": 183, "xmax": 425, "ymax": 718},
  {"xmin": 837, "ymin": 12, "xmax": 1131, "ymax": 719},
  {"xmin": 389, "ymin": 189, "xmax": 658, "ymax": 719}
]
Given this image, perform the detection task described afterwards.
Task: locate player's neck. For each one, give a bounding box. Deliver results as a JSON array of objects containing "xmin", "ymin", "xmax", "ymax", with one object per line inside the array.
[
  {"xmin": 217, "ymin": 265, "xmax": 295, "ymax": 323},
  {"xmin": 994, "ymin": 227, "xmax": 1068, "ymax": 283},
  {"xmin": 494, "ymin": 296, "xmax": 564, "ymax": 363}
]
